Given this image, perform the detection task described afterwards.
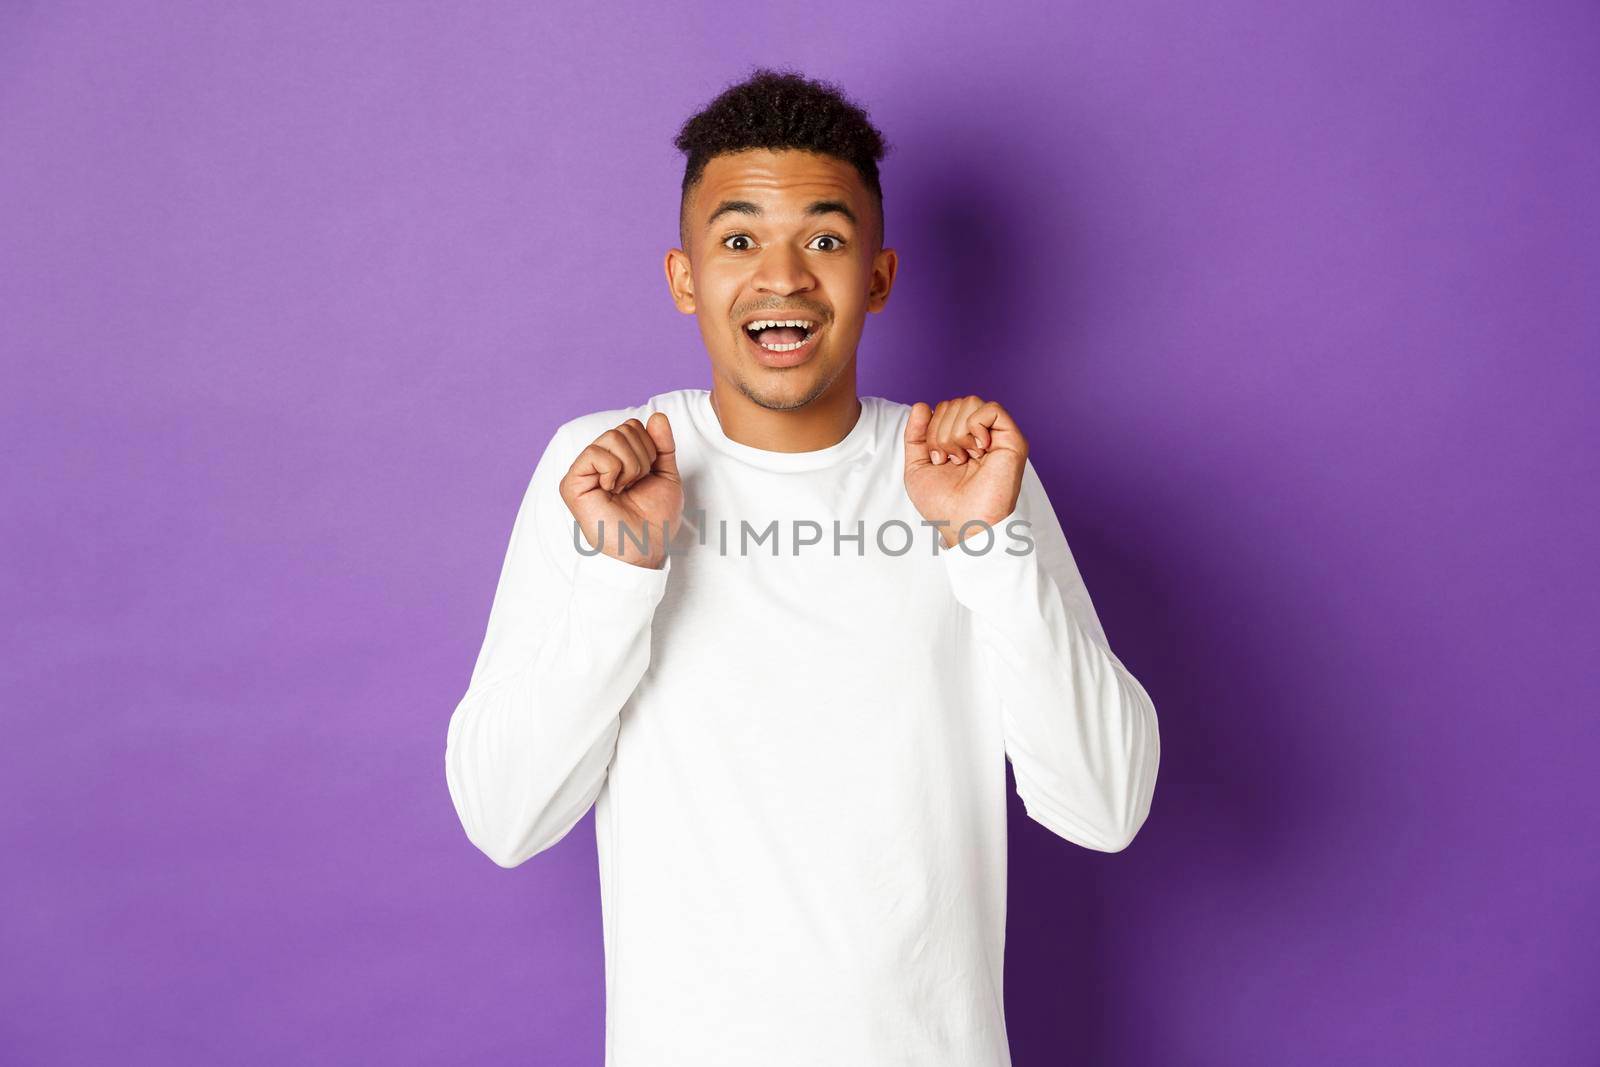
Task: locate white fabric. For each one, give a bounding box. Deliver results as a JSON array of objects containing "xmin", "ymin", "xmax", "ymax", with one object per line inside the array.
[{"xmin": 445, "ymin": 387, "xmax": 1160, "ymax": 1067}]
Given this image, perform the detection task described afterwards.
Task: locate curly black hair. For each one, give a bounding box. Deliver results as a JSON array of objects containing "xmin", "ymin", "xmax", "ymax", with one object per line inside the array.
[{"xmin": 673, "ymin": 67, "xmax": 891, "ymax": 250}]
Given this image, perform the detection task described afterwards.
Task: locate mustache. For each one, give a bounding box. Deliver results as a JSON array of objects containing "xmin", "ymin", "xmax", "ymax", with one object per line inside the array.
[{"xmin": 735, "ymin": 302, "xmax": 831, "ymax": 323}]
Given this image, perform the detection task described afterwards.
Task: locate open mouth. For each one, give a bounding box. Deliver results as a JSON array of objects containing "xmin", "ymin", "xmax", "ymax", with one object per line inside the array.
[{"xmin": 743, "ymin": 318, "xmax": 817, "ymax": 353}]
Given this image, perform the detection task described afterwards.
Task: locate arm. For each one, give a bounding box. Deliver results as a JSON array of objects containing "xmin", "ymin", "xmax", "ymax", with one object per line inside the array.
[
  {"xmin": 444, "ymin": 422, "xmax": 672, "ymax": 868},
  {"xmin": 941, "ymin": 458, "xmax": 1160, "ymax": 852}
]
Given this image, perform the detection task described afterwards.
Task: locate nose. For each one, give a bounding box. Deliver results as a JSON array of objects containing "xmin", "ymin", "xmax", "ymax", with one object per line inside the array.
[{"xmin": 751, "ymin": 241, "xmax": 818, "ymax": 297}]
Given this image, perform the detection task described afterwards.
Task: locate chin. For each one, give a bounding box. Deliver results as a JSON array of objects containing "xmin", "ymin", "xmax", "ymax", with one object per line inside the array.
[{"xmin": 737, "ymin": 367, "xmax": 833, "ymax": 411}]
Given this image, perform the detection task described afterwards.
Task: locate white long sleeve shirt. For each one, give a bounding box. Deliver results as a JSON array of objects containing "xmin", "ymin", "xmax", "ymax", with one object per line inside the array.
[{"xmin": 444, "ymin": 387, "xmax": 1160, "ymax": 1067}]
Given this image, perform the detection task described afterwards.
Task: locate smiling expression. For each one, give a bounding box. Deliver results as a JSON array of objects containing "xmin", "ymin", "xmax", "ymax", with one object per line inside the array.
[{"xmin": 665, "ymin": 149, "xmax": 898, "ymax": 411}]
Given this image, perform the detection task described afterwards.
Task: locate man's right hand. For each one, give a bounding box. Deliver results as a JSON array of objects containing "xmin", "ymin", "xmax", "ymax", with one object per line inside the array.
[{"xmin": 558, "ymin": 413, "xmax": 684, "ymax": 569}]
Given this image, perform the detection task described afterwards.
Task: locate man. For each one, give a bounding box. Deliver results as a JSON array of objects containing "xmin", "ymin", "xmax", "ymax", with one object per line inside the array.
[{"xmin": 445, "ymin": 67, "xmax": 1160, "ymax": 1066}]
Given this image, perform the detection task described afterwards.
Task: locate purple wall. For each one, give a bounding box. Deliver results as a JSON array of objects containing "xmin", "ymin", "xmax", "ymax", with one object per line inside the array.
[{"xmin": 3, "ymin": 2, "xmax": 1596, "ymax": 1063}]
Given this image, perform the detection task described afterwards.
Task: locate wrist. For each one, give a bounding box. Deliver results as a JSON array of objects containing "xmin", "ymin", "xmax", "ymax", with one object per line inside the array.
[{"xmin": 938, "ymin": 515, "xmax": 1009, "ymax": 550}]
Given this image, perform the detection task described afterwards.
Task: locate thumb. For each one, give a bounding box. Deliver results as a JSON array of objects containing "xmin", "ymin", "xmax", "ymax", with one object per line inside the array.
[
  {"xmin": 903, "ymin": 402, "xmax": 932, "ymax": 478},
  {"xmin": 645, "ymin": 411, "xmax": 680, "ymax": 480}
]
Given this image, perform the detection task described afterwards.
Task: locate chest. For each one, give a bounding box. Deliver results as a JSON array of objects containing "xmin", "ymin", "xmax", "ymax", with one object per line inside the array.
[{"xmin": 663, "ymin": 471, "xmax": 957, "ymax": 651}]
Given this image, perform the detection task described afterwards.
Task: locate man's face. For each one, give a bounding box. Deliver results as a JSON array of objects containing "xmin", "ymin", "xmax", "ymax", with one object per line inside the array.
[{"xmin": 665, "ymin": 149, "xmax": 897, "ymax": 411}]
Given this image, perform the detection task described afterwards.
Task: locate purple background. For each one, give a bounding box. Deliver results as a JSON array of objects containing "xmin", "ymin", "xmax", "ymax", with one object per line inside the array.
[{"xmin": 3, "ymin": 2, "xmax": 1596, "ymax": 1063}]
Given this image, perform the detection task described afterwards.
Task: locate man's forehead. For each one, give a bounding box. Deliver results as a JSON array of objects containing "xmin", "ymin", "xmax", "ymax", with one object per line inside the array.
[{"xmin": 695, "ymin": 150, "xmax": 865, "ymax": 218}]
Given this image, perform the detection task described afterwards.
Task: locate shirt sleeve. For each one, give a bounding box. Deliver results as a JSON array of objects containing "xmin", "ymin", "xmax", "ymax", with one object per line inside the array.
[
  {"xmin": 444, "ymin": 421, "xmax": 673, "ymax": 868},
  {"xmin": 939, "ymin": 457, "xmax": 1161, "ymax": 852}
]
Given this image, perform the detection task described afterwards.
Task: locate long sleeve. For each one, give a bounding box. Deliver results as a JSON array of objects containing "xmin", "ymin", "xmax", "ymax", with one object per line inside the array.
[
  {"xmin": 444, "ymin": 421, "xmax": 672, "ymax": 868},
  {"xmin": 940, "ymin": 458, "xmax": 1160, "ymax": 852}
]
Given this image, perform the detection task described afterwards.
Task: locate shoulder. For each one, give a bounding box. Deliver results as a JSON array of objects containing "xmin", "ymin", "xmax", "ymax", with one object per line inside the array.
[
  {"xmin": 554, "ymin": 388, "xmax": 699, "ymax": 444},
  {"xmin": 541, "ymin": 388, "xmax": 702, "ymax": 464},
  {"xmin": 861, "ymin": 394, "xmax": 913, "ymax": 434}
]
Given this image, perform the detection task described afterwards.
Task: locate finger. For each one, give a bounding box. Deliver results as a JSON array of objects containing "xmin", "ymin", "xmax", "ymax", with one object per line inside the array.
[
  {"xmin": 970, "ymin": 409, "xmax": 992, "ymax": 452},
  {"xmin": 952, "ymin": 396, "xmax": 985, "ymax": 453},
  {"xmin": 570, "ymin": 441, "xmax": 626, "ymax": 494},
  {"xmin": 929, "ymin": 400, "xmax": 954, "ymax": 464},
  {"xmin": 970, "ymin": 400, "xmax": 1025, "ymax": 456},
  {"xmin": 608, "ymin": 431, "xmax": 646, "ymax": 490},
  {"xmin": 935, "ymin": 397, "xmax": 979, "ymax": 465},
  {"xmin": 903, "ymin": 402, "xmax": 934, "ymax": 475},
  {"xmin": 965, "ymin": 401, "xmax": 997, "ymax": 452},
  {"xmin": 616, "ymin": 419, "xmax": 655, "ymax": 480},
  {"xmin": 644, "ymin": 412, "xmax": 680, "ymax": 480},
  {"xmin": 597, "ymin": 429, "xmax": 643, "ymax": 490}
]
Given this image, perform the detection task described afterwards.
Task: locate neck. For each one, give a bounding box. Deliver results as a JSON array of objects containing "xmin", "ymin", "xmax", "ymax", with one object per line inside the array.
[{"xmin": 707, "ymin": 367, "xmax": 862, "ymax": 453}]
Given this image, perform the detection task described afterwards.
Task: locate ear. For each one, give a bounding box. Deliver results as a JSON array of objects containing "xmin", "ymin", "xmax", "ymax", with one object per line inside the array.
[
  {"xmin": 664, "ymin": 247, "xmax": 696, "ymax": 314},
  {"xmin": 866, "ymin": 246, "xmax": 898, "ymax": 313}
]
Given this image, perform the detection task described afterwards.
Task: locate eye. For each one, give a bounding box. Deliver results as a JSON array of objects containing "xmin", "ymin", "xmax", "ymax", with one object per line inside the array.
[
  {"xmin": 722, "ymin": 234, "xmax": 755, "ymax": 251},
  {"xmin": 809, "ymin": 234, "xmax": 846, "ymax": 252}
]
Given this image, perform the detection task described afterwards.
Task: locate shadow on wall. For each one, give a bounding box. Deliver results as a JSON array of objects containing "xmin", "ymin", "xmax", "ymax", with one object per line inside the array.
[
  {"xmin": 870, "ymin": 137, "xmax": 1035, "ymax": 406},
  {"xmin": 890, "ymin": 111, "xmax": 1325, "ymax": 1061},
  {"xmin": 1003, "ymin": 483, "xmax": 1322, "ymax": 1062}
]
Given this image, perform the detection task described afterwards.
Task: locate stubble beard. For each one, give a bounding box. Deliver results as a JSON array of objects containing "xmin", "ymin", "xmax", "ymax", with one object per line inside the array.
[{"xmin": 734, "ymin": 352, "xmax": 850, "ymax": 413}]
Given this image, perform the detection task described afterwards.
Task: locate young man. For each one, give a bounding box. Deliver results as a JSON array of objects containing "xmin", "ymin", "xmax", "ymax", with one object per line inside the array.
[{"xmin": 445, "ymin": 68, "xmax": 1160, "ymax": 1067}]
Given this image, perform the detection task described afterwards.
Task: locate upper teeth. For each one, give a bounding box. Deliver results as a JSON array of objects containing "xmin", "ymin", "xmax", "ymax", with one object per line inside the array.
[{"xmin": 746, "ymin": 319, "xmax": 814, "ymax": 331}]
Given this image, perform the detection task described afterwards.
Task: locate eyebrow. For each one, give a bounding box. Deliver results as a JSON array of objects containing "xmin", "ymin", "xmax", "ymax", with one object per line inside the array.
[{"xmin": 705, "ymin": 198, "xmax": 858, "ymax": 230}]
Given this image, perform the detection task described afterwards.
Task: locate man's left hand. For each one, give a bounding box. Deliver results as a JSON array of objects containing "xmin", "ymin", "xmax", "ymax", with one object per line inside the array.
[{"xmin": 903, "ymin": 396, "xmax": 1029, "ymax": 549}]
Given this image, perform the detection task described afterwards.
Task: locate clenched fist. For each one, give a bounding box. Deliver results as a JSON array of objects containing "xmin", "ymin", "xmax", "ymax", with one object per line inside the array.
[
  {"xmin": 559, "ymin": 413, "xmax": 684, "ymax": 569},
  {"xmin": 903, "ymin": 396, "xmax": 1028, "ymax": 549}
]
